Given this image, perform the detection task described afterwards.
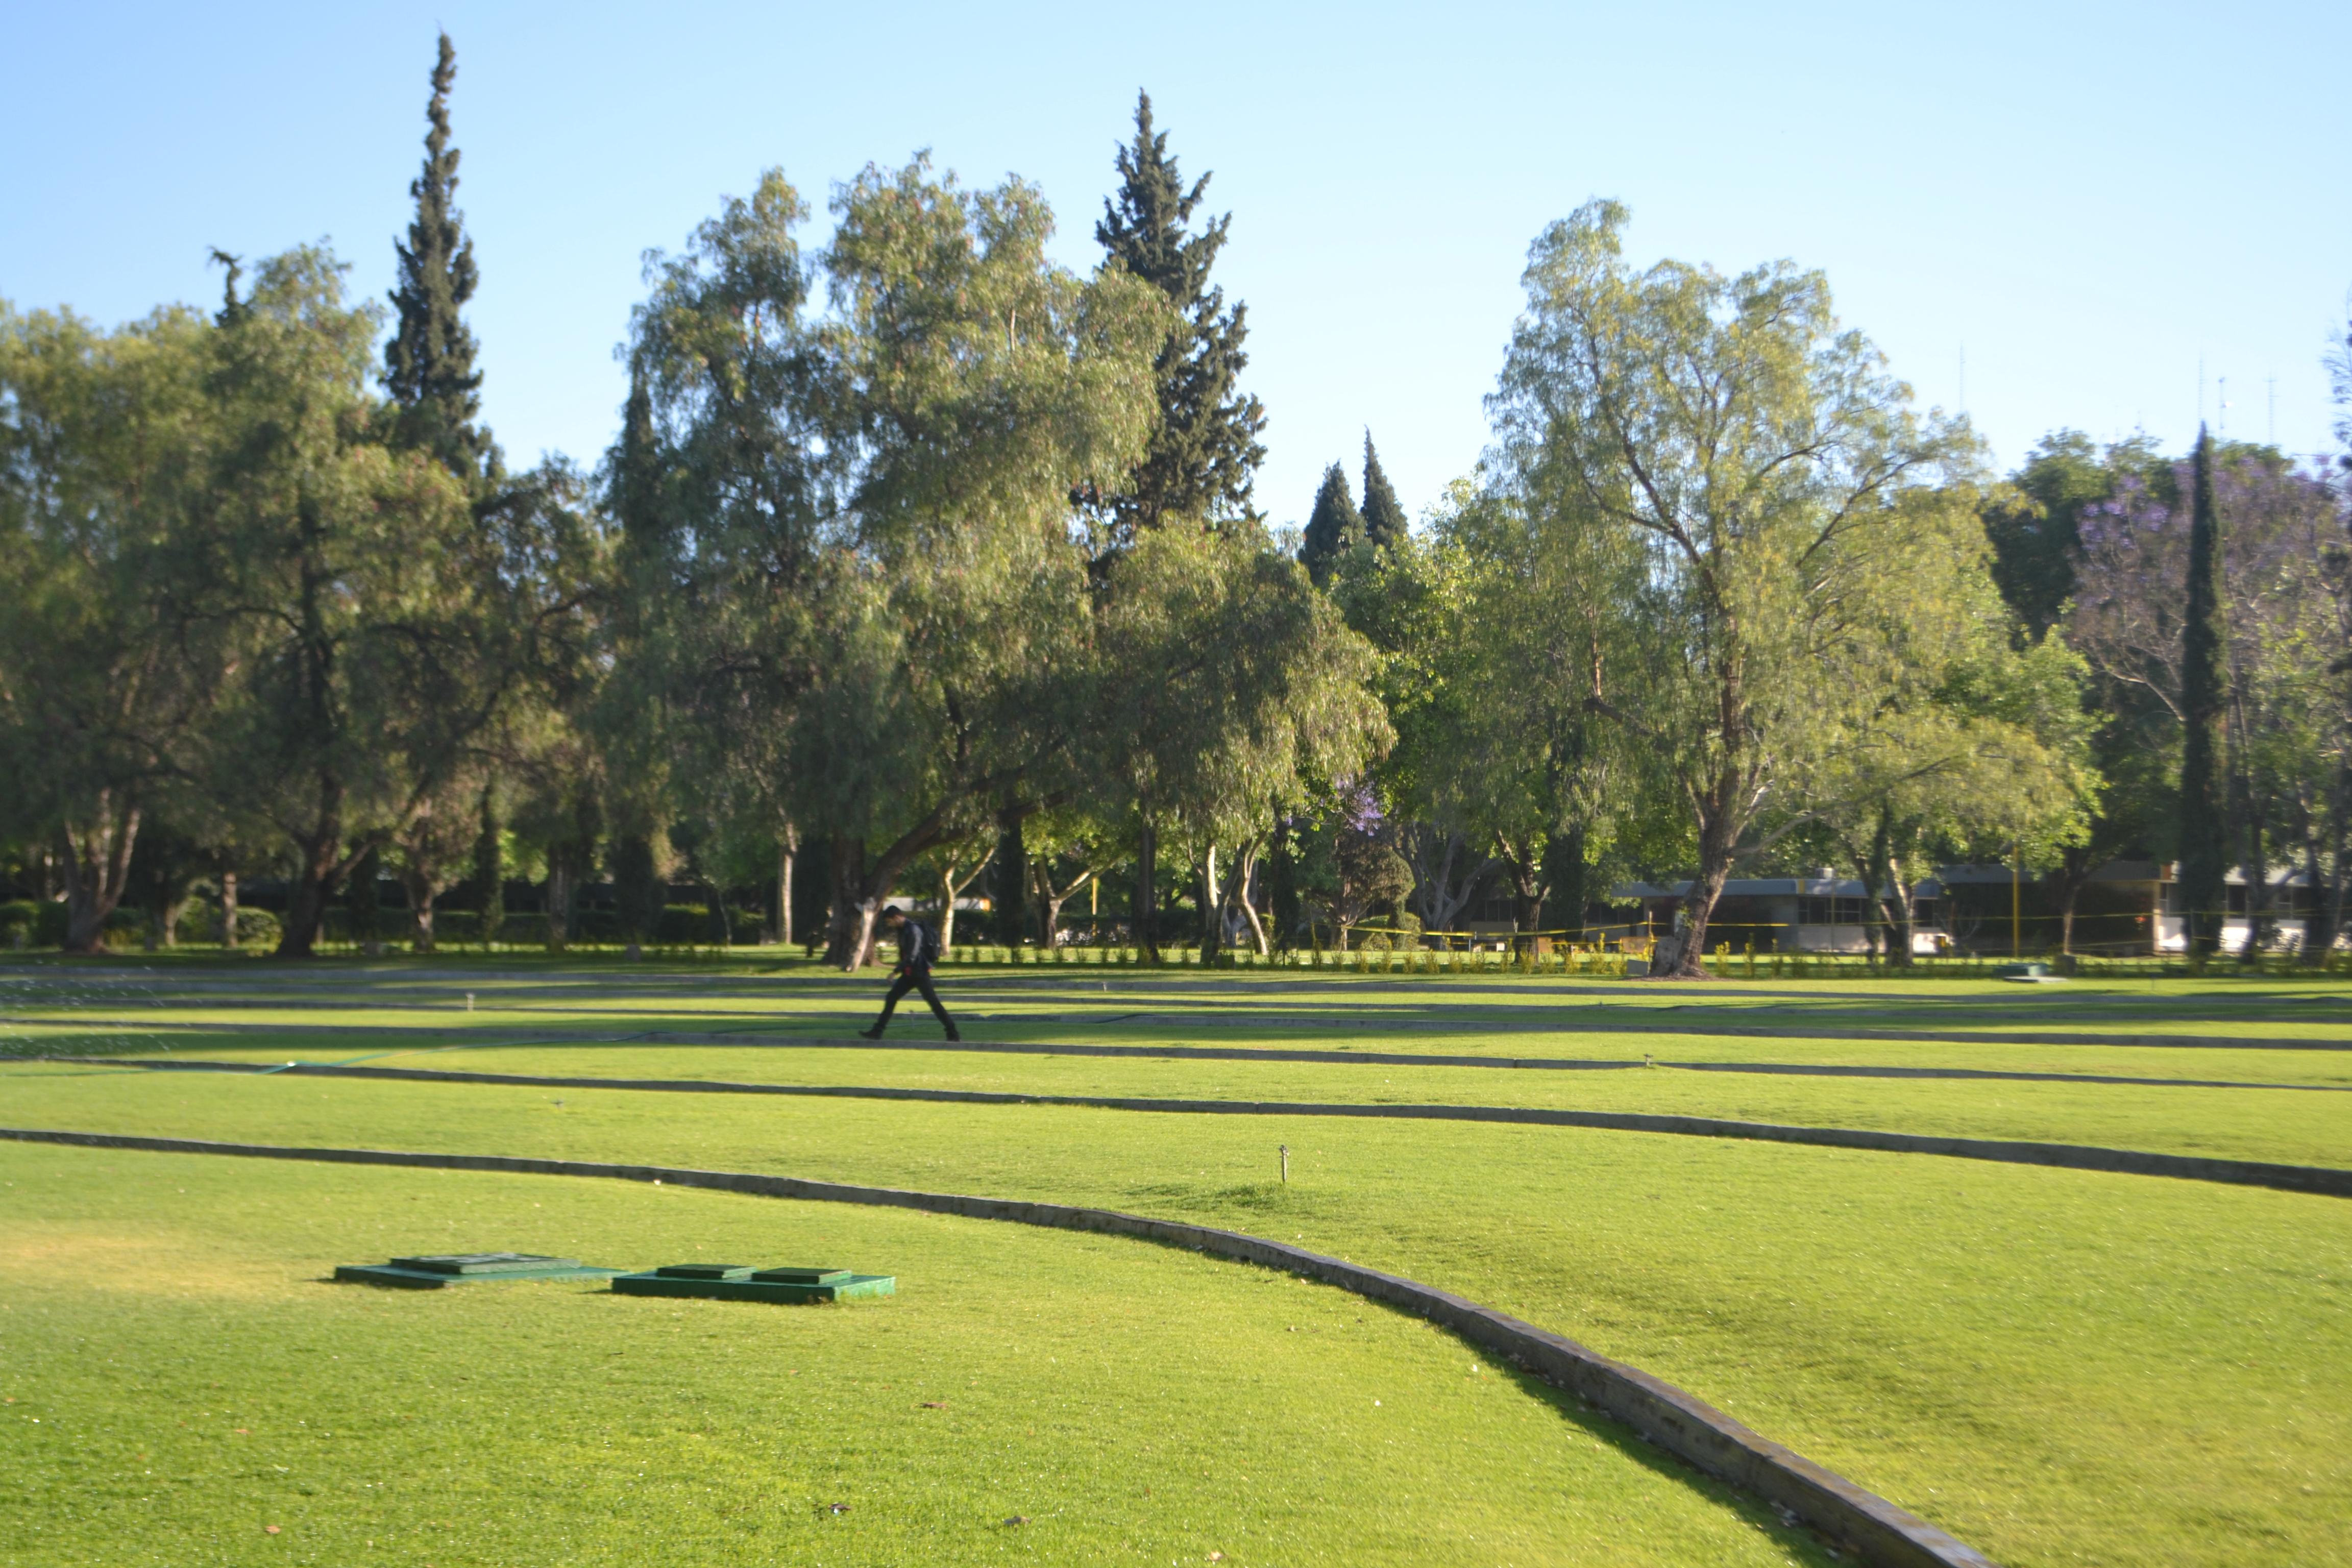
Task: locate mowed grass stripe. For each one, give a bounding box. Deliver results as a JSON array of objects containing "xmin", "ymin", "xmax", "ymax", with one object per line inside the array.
[
  {"xmin": 21, "ymin": 1039, "xmax": 2350, "ymax": 1167},
  {"xmin": 50, "ymin": 1031, "xmax": 2352, "ymax": 1089},
  {"xmin": 14, "ymin": 1002, "xmax": 2352, "ymax": 1051},
  {"xmin": 82, "ymin": 1057, "xmax": 2352, "ymax": 1199}
]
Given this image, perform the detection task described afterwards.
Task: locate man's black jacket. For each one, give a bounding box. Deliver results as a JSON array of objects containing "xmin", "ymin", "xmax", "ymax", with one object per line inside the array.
[{"xmin": 891, "ymin": 918, "xmax": 940, "ymax": 970}]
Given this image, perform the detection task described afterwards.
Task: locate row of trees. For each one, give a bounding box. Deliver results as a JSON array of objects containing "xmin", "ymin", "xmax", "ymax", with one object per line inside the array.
[{"xmin": 5, "ymin": 38, "xmax": 2347, "ymax": 972}]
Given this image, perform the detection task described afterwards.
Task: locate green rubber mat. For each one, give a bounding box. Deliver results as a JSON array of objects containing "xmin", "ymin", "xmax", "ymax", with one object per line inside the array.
[
  {"xmin": 334, "ymin": 1252, "xmax": 628, "ymax": 1288},
  {"xmin": 611, "ymin": 1264, "xmax": 893, "ymax": 1303}
]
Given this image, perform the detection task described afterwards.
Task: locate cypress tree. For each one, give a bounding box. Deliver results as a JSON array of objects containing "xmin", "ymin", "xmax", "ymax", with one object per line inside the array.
[
  {"xmin": 1300, "ymin": 463, "xmax": 1363, "ymax": 587},
  {"xmin": 385, "ymin": 31, "xmax": 496, "ymax": 482},
  {"xmin": 1360, "ymin": 432, "xmax": 1408, "ymax": 551},
  {"xmin": 2176, "ymin": 427, "xmax": 2228, "ymax": 959},
  {"xmin": 1093, "ymin": 91, "xmax": 1267, "ymax": 535}
]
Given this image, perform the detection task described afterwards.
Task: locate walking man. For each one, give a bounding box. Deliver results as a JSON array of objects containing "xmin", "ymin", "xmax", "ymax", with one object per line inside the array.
[{"xmin": 860, "ymin": 904, "xmax": 960, "ymax": 1040}]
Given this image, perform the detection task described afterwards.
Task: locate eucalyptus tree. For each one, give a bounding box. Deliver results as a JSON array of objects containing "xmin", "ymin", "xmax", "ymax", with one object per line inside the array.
[
  {"xmin": 0, "ymin": 300, "xmax": 222, "ymax": 952},
  {"xmin": 1489, "ymin": 201, "xmax": 1968, "ymax": 974}
]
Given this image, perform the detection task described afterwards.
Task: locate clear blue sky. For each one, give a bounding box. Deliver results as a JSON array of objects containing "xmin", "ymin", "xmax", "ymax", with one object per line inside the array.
[{"xmin": 8, "ymin": 1, "xmax": 2347, "ymax": 522}]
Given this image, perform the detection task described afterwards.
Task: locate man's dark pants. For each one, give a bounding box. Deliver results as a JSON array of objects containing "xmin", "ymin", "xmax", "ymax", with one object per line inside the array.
[{"xmin": 872, "ymin": 963, "xmax": 957, "ymax": 1037}]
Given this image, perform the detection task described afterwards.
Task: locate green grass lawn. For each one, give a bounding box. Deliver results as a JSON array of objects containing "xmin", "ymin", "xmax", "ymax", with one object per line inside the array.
[
  {"xmin": 0, "ymin": 1143, "xmax": 1833, "ymax": 1568},
  {"xmin": 5, "ymin": 959, "xmax": 2352, "ymax": 1566}
]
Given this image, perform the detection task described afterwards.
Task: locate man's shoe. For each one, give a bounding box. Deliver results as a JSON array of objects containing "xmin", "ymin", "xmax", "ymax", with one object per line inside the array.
[{"xmin": 857, "ymin": 1026, "xmax": 883, "ymax": 1040}]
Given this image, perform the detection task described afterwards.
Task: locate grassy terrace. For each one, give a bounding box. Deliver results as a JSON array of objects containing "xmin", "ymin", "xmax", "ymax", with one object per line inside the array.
[{"xmin": 4, "ymin": 957, "xmax": 2350, "ymax": 1565}]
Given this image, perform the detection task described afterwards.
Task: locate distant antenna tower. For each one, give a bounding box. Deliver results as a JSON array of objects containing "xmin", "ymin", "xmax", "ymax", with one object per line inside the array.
[
  {"xmin": 2219, "ymin": 375, "xmax": 2229, "ymax": 437},
  {"xmin": 2267, "ymin": 377, "xmax": 2277, "ymax": 445}
]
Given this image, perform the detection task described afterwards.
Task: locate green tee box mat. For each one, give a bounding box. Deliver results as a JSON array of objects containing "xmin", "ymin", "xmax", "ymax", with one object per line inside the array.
[
  {"xmin": 334, "ymin": 1252, "xmax": 628, "ymax": 1289},
  {"xmin": 611, "ymin": 1264, "xmax": 896, "ymax": 1304}
]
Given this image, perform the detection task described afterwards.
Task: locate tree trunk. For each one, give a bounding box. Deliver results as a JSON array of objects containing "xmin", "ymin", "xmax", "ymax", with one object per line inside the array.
[
  {"xmin": 1406, "ymin": 826, "xmax": 1498, "ymax": 946},
  {"xmin": 1499, "ymin": 838, "xmax": 1544, "ymax": 954},
  {"xmin": 2302, "ymin": 815, "xmax": 2333, "ymax": 965},
  {"xmin": 1133, "ymin": 814, "xmax": 1160, "ymax": 962},
  {"xmin": 776, "ymin": 827, "xmax": 797, "ymax": 948},
  {"xmin": 1034, "ymin": 867, "xmax": 1066, "ymax": 951},
  {"xmin": 825, "ymin": 804, "xmax": 971, "ymax": 969},
  {"xmin": 1228, "ymin": 840, "xmax": 1269, "ymax": 955},
  {"xmin": 404, "ymin": 870, "xmax": 438, "ymax": 955},
  {"xmin": 1267, "ymin": 817, "xmax": 1297, "ymax": 950},
  {"xmin": 994, "ymin": 803, "xmax": 1029, "ymax": 949},
  {"xmin": 2046, "ymin": 842, "xmax": 2095, "ymax": 959},
  {"xmin": 824, "ymin": 835, "xmax": 876, "ymax": 969},
  {"xmin": 1666, "ymin": 775, "xmax": 1743, "ymax": 977},
  {"xmin": 57, "ymin": 794, "xmax": 141, "ymax": 954},
  {"xmin": 546, "ymin": 856, "xmax": 574, "ymax": 953},
  {"xmin": 1543, "ymin": 826, "xmax": 1587, "ymax": 943},
  {"xmin": 1198, "ymin": 843, "xmax": 1222, "ymax": 963},
  {"xmin": 278, "ymin": 807, "xmax": 350, "ymax": 960},
  {"xmin": 703, "ymin": 879, "xmax": 731, "ymax": 949},
  {"xmin": 2237, "ymin": 815, "xmax": 2269, "ymax": 964},
  {"xmin": 220, "ymin": 871, "xmax": 239, "ymax": 950},
  {"xmin": 940, "ymin": 847, "xmax": 991, "ymax": 952},
  {"xmin": 1863, "ymin": 809, "xmax": 1916, "ymax": 968}
]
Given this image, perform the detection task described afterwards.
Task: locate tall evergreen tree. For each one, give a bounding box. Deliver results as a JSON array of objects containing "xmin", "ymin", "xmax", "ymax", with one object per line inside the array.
[
  {"xmin": 1360, "ymin": 432, "xmax": 1408, "ymax": 550},
  {"xmin": 1092, "ymin": 91, "xmax": 1266, "ymax": 536},
  {"xmin": 384, "ymin": 32, "xmax": 495, "ymax": 482},
  {"xmin": 2176, "ymin": 426, "xmax": 2228, "ymax": 958},
  {"xmin": 1300, "ymin": 462, "xmax": 1362, "ymax": 586}
]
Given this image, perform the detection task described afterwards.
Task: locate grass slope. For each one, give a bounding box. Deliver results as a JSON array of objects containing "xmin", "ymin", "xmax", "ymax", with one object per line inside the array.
[
  {"xmin": 5, "ymin": 961, "xmax": 2351, "ymax": 1565},
  {"xmin": 0, "ymin": 1142, "xmax": 1817, "ymax": 1568}
]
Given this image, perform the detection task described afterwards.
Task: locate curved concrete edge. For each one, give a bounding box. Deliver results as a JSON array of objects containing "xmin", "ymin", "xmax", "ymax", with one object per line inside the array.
[
  {"xmin": 99, "ymin": 1058, "xmax": 2352, "ymax": 1200},
  {"xmin": 0, "ymin": 1124, "xmax": 2000, "ymax": 1568}
]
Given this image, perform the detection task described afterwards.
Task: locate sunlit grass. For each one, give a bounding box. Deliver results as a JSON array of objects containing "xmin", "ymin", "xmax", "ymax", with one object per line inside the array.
[
  {"xmin": 4, "ymin": 961, "xmax": 2350, "ymax": 1565},
  {"xmin": 0, "ymin": 1142, "xmax": 1823, "ymax": 1568}
]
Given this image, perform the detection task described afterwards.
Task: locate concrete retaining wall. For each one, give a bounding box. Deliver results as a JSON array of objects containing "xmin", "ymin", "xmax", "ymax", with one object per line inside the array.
[{"xmin": 0, "ymin": 1124, "xmax": 1998, "ymax": 1566}]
